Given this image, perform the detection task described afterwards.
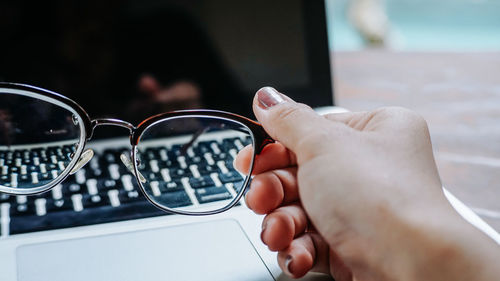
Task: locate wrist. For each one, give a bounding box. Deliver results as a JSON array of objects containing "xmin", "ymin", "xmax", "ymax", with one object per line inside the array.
[{"xmin": 386, "ymin": 201, "xmax": 500, "ymax": 281}]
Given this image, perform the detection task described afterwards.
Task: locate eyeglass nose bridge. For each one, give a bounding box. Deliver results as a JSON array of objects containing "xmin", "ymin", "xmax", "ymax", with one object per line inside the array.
[
  {"xmin": 90, "ymin": 118, "xmax": 136, "ymax": 139},
  {"xmin": 69, "ymin": 118, "xmax": 138, "ymax": 176}
]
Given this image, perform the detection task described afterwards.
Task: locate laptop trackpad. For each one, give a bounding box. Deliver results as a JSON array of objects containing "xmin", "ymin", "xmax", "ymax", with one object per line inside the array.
[{"xmin": 16, "ymin": 219, "xmax": 273, "ymax": 281}]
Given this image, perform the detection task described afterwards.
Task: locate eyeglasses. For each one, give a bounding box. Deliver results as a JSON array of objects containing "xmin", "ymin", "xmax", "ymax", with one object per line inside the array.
[{"xmin": 0, "ymin": 82, "xmax": 273, "ymax": 215}]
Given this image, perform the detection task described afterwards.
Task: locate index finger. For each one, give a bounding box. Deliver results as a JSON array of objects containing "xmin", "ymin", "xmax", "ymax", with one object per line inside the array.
[{"xmin": 234, "ymin": 142, "xmax": 297, "ymax": 175}]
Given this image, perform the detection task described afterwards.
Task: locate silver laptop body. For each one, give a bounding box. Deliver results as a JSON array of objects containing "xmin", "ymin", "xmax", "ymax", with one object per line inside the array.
[{"xmin": 0, "ymin": 1, "xmax": 335, "ymax": 280}]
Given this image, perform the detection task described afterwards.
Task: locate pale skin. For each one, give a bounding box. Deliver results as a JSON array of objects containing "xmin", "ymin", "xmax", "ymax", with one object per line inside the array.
[{"xmin": 234, "ymin": 87, "xmax": 500, "ymax": 281}]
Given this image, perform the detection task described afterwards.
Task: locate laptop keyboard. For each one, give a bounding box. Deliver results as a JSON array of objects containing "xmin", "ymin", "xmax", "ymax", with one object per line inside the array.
[{"xmin": 0, "ymin": 136, "xmax": 249, "ymax": 236}]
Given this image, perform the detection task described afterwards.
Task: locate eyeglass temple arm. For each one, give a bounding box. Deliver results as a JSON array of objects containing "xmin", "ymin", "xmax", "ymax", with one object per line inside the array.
[
  {"xmin": 179, "ymin": 125, "xmax": 254, "ymax": 155},
  {"xmin": 179, "ymin": 127, "xmax": 210, "ymax": 156},
  {"xmin": 179, "ymin": 124, "xmax": 273, "ymax": 156},
  {"xmin": 251, "ymin": 125, "xmax": 274, "ymax": 155}
]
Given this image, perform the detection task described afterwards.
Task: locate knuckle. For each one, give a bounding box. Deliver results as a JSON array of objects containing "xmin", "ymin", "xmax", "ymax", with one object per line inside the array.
[
  {"xmin": 374, "ymin": 106, "xmax": 408, "ymax": 117},
  {"xmin": 275, "ymin": 106, "xmax": 302, "ymax": 123},
  {"xmin": 376, "ymin": 106, "xmax": 428, "ymax": 129},
  {"xmin": 274, "ymin": 103, "xmax": 311, "ymax": 123},
  {"xmin": 376, "ymin": 106, "xmax": 417, "ymax": 119}
]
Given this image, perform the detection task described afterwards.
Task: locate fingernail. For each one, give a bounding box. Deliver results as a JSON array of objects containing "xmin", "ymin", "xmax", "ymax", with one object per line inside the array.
[
  {"xmin": 257, "ymin": 87, "xmax": 284, "ymax": 109},
  {"xmin": 285, "ymin": 255, "xmax": 293, "ymax": 275}
]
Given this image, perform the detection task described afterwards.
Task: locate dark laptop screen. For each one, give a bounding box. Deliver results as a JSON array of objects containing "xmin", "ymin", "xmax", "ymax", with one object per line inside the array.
[{"xmin": 0, "ymin": 0, "xmax": 332, "ymax": 125}]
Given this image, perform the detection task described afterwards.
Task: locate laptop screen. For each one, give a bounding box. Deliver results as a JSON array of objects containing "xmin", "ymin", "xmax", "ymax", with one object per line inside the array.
[{"xmin": 0, "ymin": 0, "xmax": 332, "ymax": 126}]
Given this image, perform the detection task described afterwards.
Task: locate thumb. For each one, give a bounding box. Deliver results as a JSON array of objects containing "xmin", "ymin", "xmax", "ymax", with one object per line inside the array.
[{"xmin": 253, "ymin": 87, "xmax": 344, "ymax": 161}]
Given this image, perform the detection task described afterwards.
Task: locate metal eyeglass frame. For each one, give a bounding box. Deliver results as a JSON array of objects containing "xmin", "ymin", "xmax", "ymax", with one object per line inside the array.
[{"xmin": 0, "ymin": 82, "xmax": 274, "ymax": 216}]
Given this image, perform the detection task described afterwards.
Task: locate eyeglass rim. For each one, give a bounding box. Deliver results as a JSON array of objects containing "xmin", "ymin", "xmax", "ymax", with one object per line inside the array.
[
  {"xmin": 131, "ymin": 116, "xmax": 257, "ymax": 215},
  {"xmin": 0, "ymin": 82, "xmax": 94, "ymax": 137},
  {"xmin": 0, "ymin": 83, "xmax": 92, "ymax": 195},
  {"xmin": 0, "ymin": 82, "xmax": 272, "ymax": 153},
  {"xmin": 0, "ymin": 82, "xmax": 273, "ymax": 215},
  {"xmin": 133, "ymin": 109, "xmax": 272, "ymax": 153}
]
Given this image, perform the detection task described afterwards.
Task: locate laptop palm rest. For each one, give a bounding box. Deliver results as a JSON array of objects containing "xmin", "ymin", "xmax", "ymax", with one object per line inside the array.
[{"xmin": 16, "ymin": 219, "xmax": 273, "ymax": 281}]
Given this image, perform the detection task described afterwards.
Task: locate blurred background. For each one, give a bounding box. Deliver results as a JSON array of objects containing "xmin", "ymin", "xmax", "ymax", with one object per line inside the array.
[
  {"xmin": 327, "ymin": 0, "xmax": 500, "ymax": 51},
  {"xmin": 326, "ymin": 0, "xmax": 500, "ymax": 232}
]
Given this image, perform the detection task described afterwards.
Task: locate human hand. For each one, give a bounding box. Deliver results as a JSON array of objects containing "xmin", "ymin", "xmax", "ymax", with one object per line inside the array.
[{"xmin": 234, "ymin": 87, "xmax": 500, "ymax": 280}]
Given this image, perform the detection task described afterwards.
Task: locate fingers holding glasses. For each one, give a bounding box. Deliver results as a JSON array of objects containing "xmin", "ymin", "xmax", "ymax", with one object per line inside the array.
[
  {"xmin": 234, "ymin": 142, "xmax": 297, "ymax": 175},
  {"xmin": 233, "ymin": 129, "xmax": 350, "ymax": 279}
]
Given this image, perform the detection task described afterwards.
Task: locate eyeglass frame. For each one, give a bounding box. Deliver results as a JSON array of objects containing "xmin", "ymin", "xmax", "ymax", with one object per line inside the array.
[{"xmin": 0, "ymin": 82, "xmax": 274, "ymax": 215}]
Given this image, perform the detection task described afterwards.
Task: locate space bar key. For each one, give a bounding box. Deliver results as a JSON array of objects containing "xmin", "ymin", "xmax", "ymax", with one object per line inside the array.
[{"xmin": 9, "ymin": 202, "xmax": 167, "ymax": 235}]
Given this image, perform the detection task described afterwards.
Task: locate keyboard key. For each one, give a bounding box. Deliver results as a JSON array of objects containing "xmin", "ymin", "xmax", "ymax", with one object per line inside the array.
[
  {"xmin": 169, "ymin": 168, "xmax": 191, "ymax": 179},
  {"xmin": 121, "ymin": 174, "xmax": 138, "ymax": 191},
  {"xmin": 97, "ymin": 179, "xmax": 119, "ymax": 191},
  {"xmin": 63, "ymin": 182, "xmax": 84, "ymax": 194},
  {"xmin": 197, "ymin": 164, "xmax": 219, "ymax": 175},
  {"xmin": 39, "ymin": 172, "xmax": 51, "ymax": 181},
  {"xmin": 51, "ymin": 184, "xmax": 63, "ymax": 200},
  {"xmin": 145, "ymin": 171, "xmax": 161, "ymax": 181},
  {"xmin": 219, "ymin": 171, "xmax": 244, "ymax": 183},
  {"xmin": 185, "ymin": 155, "xmax": 204, "ymax": 165},
  {"xmin": 159, "ymin": 181, "xmax": 184, "ymax": 193},
  {"xmin": 9, "ymin": 202, "xmax": 167, "ymax": 234},
  {"xmin": 34, "ymin": 198, "xmax": 47, "ymax": 216},
  {"xmin": 103, "ymin": 151, "xmax": 117, "ymax": 163},
  {"xmin": 10, "ymin": 202, "xmax": 36, "ymax": 217},
  {"xmin": 108, "ymin": 164, "xmax": 121, "ymax": 180},
  {"xmin": 87, "ymin": 165, "xmax": 103, "ymax": 177},
  {"xmin": 0, "ymin": 193, "xmax": 10, "ymax": 203},
  {"xmin": 211, "ymin": 152, "xmax": 230, "ymax": 162},
  {"xmin": 82, "ymin": 194, "xmax": 110, "ymax": 209},
  {"xmin": 86, "ymin": 179, "xmax": 99, "ymax": 195},
  {"xmin": 155, "ymin": 190, "xmax": 192, "ymax": 209},
  {"xmin": 193, "ymin": 143, "xmax": 211, "ymax": 155},
  {"xmin": 221, "ymin": 138, "xmax": 238, "ymax": 150},
  {"xmin": 189, "ymin": 175, "xmax": 215, "ymax": 189},
  {"xmin": 158, "ymin": 159, "xmax": 180, "ymax": 169},
  {"xmin": 230, "ymin": 181, "xmax": 246, "ymax": 193},
  {"xmin": 118, "ymin": 190, "xmax": 143, "ymax": 204},
  {"xmin": 46, "ymin": 198, "xmax": 74, "ymax": 213},
  {"xmin": 194, "ymin": 186, "xmax": 232, "ymax": 204}
]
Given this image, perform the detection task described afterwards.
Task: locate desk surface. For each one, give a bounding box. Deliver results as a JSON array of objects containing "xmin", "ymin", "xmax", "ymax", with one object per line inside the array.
[{"xmin": 334, "ymin": 50, "xmax": 500, "ymax": 232}]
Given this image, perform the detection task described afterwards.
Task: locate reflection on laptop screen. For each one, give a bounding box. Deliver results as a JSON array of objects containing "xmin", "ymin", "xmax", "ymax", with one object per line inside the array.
[
  {"xmin": 0, "ymin": 0, "xmax": 332, "ymax": 128},
  {"xmin": 0, "ymin": 0, "xmax": 333, "ymax": 237}
]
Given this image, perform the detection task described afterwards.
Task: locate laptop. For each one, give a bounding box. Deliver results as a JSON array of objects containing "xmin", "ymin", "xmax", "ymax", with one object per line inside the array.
[{"xmin": 0, "ymin": 1, "xmax": 337, "ymax": 280}]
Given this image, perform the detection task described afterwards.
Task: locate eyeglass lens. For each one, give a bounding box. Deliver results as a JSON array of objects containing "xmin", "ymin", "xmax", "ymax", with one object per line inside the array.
[
  {"xmin": 0, "ymin": 92, "xmax": 82, "ymax": 190},
  {"xmin": 136, "ymin": 116, "xmax": 253, "ymax": 214},
  {"xmin": 0, "ymin": 90, "xmax": 254, "ymax": 215}
]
